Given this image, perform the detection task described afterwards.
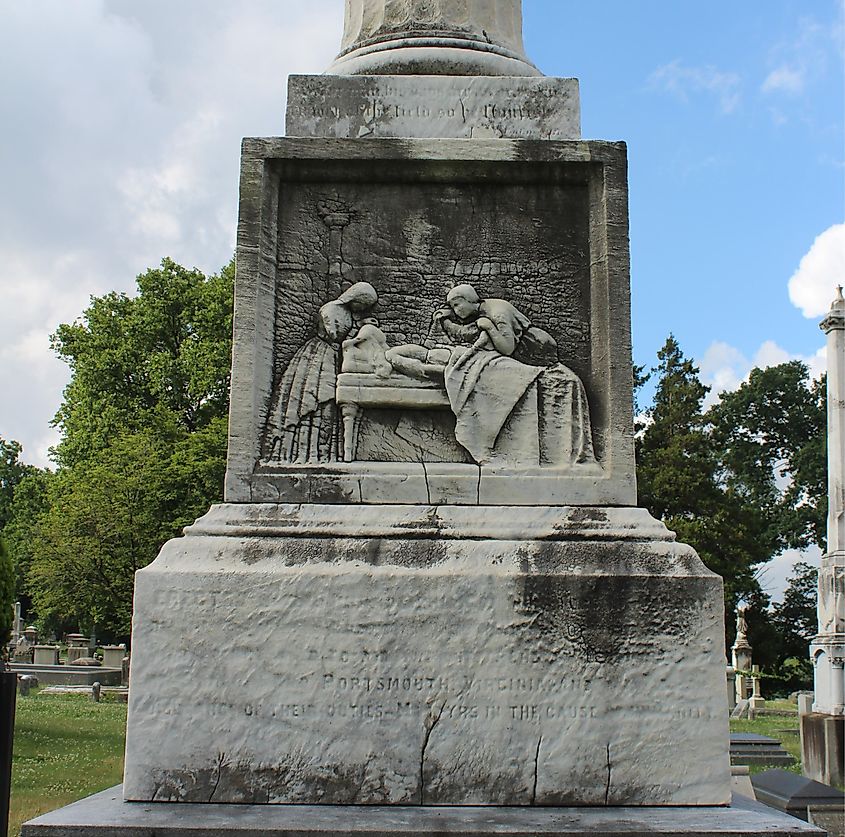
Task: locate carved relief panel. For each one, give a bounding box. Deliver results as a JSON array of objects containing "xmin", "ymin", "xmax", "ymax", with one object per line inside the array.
[{"xmin": 227, "ymin": 139, "xmax": 635, "ymax": 506}]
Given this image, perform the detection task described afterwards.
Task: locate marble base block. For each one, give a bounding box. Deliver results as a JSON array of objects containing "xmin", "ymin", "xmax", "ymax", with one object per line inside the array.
[
  {"xmin": 23, "ymin": 788, "xmax": 824, "ymax": 837},
  {"xmin": 286, "ymin": 75, "xmax": 580, "ymax": 140},
  {"xmin": 123, "ymin": 504, "xmax": 730, "ymax": 806}
]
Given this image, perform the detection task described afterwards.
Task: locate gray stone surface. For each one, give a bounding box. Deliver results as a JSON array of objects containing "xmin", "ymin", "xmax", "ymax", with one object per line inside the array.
[
  {"xmin": 286, "ymin": 75, "xmax": 580, "ymax": 140},
  {"xmin": 226, "ymin": 137, "xmax": 635, "ymax": 507},
  {"xmin": 22, "ymin": 787, "xmax": 825, "ymax": 837},
  {"xmin": 328, "ymin": 0, "xmax": 540, "ymax": 76},
  {"xmin": 800, "ymin": 712, "xmax": 844, "ymax": 787},
  {"xmin": 750, "ymin": 768, "xmax": 844, "ymax": 822},
  {"xmin": 729, "ymin": 734, "xmax": 796, "ymax": 767},
  {"xmin": 808, "ymin": 806, "xmax": 845, "ymax": 837},
  {"xmin": 123, "ymin": 503, "xmax": 730, "ymax": 806}
]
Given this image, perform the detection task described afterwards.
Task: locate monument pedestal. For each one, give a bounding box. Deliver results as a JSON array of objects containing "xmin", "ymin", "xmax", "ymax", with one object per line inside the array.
[
  {"xmin": 122, "ymin": 504, "xmax": 730, "ymax": 806},
  {"xmin": 800, "ymin": 713, "xmax": 845, "ymax": 788},
  {"xmin": 22, "ymin": 787, "xmax": 824, "ymax": 837}
]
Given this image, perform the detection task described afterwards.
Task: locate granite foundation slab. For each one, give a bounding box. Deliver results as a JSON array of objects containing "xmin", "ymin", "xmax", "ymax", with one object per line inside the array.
[
  {"xmin": 286, "ymin": 75, "xmax": 580, "ymax": 140},
  {"xmin": 22, "ymin": 787, "xmax": 825, "ymax": 837},
  {"xmin": 123, "ymin": 504, "xmax": 730, "ymax": 807}
]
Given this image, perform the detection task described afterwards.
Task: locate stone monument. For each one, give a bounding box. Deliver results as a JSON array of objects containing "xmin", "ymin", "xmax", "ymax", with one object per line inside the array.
[
  {"xmin": 120, "ymin": 0, "xmax": 731, "ymax": 807},
  {"xmin": 801, "ymin": 286, "xmax": 845, "ymax": 788},
  {"xmin": 732, "ymin": 604, "xmax": 753, "ymax": 703},
  {"xmin": 22, "ymin": 2, "xmax": 825, "ymax": 835}
]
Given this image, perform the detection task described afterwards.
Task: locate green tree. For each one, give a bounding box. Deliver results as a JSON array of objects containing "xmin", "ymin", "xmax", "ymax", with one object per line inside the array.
[
  {"xmin": 0, "ymin": 437, "xmax": 36, "ymax": 529},
  {"xmin": 637, "ymin": 336, "xmax": 771, "ymax": 612},
  {"xmin": 0, "ymin": 537, "xmax": 13, "ymax": 646},
  {"xmin": 771, "ymin": 561, "xmax": 818, "ymax": 661},
  {"xmin": 709, "ymin": 362, "xmax": 826, "ymax": 553},
  {"xmin": 51, "ymin": 257, "xmax": 234, "ymax": 468},
  {"xmin": 26, "ymin": 257, "xmax": 234, "ymax": 640},
  {"xmin": 2, "ymin": 468, "xmax": 52, "ymax": 610},
  {"xmin": 29, "ymin": 418, "xmax": 227, "ymax": 640}
]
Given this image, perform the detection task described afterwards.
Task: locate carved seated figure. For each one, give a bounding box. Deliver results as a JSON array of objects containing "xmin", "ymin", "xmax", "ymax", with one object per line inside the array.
[{"xmin": 413, "ymin": 284, "xmax": 596, "ymax": 468}]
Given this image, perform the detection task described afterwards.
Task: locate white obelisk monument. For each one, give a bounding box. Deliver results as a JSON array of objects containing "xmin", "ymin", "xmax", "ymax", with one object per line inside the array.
[{"xmin": 802, "ymin": 286, "xmax": 845, "ymax": 786}]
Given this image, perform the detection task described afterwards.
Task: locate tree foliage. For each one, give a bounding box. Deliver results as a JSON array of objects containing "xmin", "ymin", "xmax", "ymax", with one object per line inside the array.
[
  {"xmin": 51, "ymin": 257, "xmax": 234, "ymax": 468},
  {"xmin": 20, "ymin": 257, "xmax": 234, "ymax": 640},
  {"xmin": 636, "ymin": 335, "xmax": 826, "ymax": 689},
  {"xmin": 0, "ymin": 437, "xmax": 36, "ymax": 530},
  {"xmin": 3, "ymin": 468, "xmax": 52, "ymax": 610},
  {"xmin": 771, "ymin": 561, "xmax": 819, "ymax": 661},
  {"xmin": 30, "ymin": 419, "xmax": 226, "ymax": 638},
  {"xmin": 709, "ymin": 363, "xmax": 826, "ymax": 553},
  {"xmin": 637, "ymin": 336, "xmax": 771, "ymax": 609},
  {"xmin": 0, "ymin": 537, "xmax": 13, "ymax": 646}
]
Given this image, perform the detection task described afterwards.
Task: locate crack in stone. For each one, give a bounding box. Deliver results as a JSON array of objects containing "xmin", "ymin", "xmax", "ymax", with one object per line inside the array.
[
  {"xmin": 475, "ymin": 464, "xmax": 482, "ymax": 505},
  {"xmin": 208, "ymin": 752, "xmax": 226, "ymax": 803},
  {"xmin": 604, "ymin": 743, "xmax": 612, "ymax": 805},
  {"xmin": 419, "ymin": 702, "xmax": 446, "ymax": 805},
  {"xmin": 531, "ymin": 736, "xmax": 542, "ymax": 805},
  {"xmin": 421, "ymin": 459, "xmax": 432, "ymax": 505}
]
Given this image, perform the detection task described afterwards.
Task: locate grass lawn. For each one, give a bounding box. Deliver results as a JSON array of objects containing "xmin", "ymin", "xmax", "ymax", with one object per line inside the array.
[
  {"xmin": 9, "ymin": 691, "xmax": 127, "ymax": 837},
  {"xmin": 729, "ymin": 699, "xmax": 802, "ymax": 775}
]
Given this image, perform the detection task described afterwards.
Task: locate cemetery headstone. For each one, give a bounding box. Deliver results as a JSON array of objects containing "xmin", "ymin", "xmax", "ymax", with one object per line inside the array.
[{"xmin": 732, "ymin": 604, "xmax": 753, "ymax": 703}]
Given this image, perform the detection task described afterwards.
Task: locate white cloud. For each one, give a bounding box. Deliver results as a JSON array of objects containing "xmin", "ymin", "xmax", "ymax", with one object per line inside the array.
[
  {"xmin": 788, "ymin": 224, "xmax": 845, "ymax": 318},
  {"xmin": 757, "ymin": 545, "xmax": 821, "ymax": 604},
  {"xmin": 648, "ymin": 59, "xmax": 741, "ymax": 114},
  {"xmin": 0, "ymin": 0, "xmax": 340, "ymax": 465},
  {"xmin": 762, "ymin": 65, "xmax": 805, "ymax": 95},
  {"xmin": 699, "ymin": 339, "xmax": 826, "ymax": 407}
]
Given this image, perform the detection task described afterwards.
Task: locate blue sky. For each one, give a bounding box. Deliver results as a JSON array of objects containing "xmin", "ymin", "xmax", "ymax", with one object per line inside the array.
[
  {"xmin": 0, "ymin": 1, "xmax": 842, "ymax": 596},
  {"xmin": 529, "ymin": 2, "xmax": 844, "ymax": 390}
]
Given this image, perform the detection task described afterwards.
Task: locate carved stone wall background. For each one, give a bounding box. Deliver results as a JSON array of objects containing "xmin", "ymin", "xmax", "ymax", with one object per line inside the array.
[{"xmin": 272, "ymin": 178, "xmax": 591, "ymax": 396}]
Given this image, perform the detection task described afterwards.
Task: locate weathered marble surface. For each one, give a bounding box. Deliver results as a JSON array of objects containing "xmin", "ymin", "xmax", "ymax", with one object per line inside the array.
[
  {"xmin": 227, "ymin": 137, "xmax": 634, "ymax": 507},
  {"xmin": 123, "ymin": 504, "xmax": 730, "ymax": 806},
  {"xmin": 812, "ymin": 289, "xmax": 845, "ymax": 716},
  {"xmin": 329, "ymin": 0, "xmax": 540, "ymax": 76},
  {"xmin": 24, "ymin": 787, "xmax": 825, "ymax": 837},
  {"xmin": 287, "ymin": 76, "xmax": 580, "ymax": 140}
]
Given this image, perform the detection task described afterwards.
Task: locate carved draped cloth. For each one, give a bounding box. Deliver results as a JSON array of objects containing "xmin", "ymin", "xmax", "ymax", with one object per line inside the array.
[
  {"xmin": 443, "ymin": 301, "xmax": 595, "ymax": 467},
  {"xmin": 266, "ymin": 301, "xmax": 353, "ymax": 462}
]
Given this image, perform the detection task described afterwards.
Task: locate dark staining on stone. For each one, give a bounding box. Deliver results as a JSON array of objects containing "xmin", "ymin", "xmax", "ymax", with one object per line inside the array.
[
  {"xmin": 240, "ymin": 540, "xmax": 267, "ymax": 566},
  {"xmin": 567, "ymin": 507, "xmax": 609, "ymax": 525},
  {"xmin": 208, "ymin": 751, "xmax": 227, "ymax": 803},
  {"xmin": 510, "ymin": 562, "xmax": 709, "ymax": 663},
  {"xmin": 422, "ymin": 742, "xmax": 527, "ymax": 806},
  {"xmin": 151, "ymin": 754, "xmax": 409, "ymax": 805}
]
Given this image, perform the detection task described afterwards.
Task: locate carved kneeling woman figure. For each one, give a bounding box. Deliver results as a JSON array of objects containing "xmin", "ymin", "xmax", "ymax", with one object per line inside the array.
[{"xmin": 265, "ymin": 282, "xmax": 379, "ymax": 463}]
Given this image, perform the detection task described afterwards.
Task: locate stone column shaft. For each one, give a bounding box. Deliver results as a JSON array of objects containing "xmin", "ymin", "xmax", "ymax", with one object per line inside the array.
[
  {"xmin": 812, "ymin": 287, "xmax": 845, "ymax": 715},
  {"xmin": 329, "ymin": 0, "xmax": 540, "ymax": 76}
]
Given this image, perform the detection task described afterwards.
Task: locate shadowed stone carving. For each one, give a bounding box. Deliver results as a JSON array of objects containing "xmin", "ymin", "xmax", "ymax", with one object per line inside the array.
[
  {"xmin": 265, "ymin": 282, "xmax": 379, "ymax": 463},
  {"xmin": 288, "ymin": 281, "xmax": 596, "ymax": 467}
]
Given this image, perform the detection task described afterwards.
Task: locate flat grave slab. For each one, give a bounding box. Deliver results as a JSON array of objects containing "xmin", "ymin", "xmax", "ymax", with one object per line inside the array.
[{"xmin": 22, "ymin": 787, "xmax": 825, "ymax": 837}]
